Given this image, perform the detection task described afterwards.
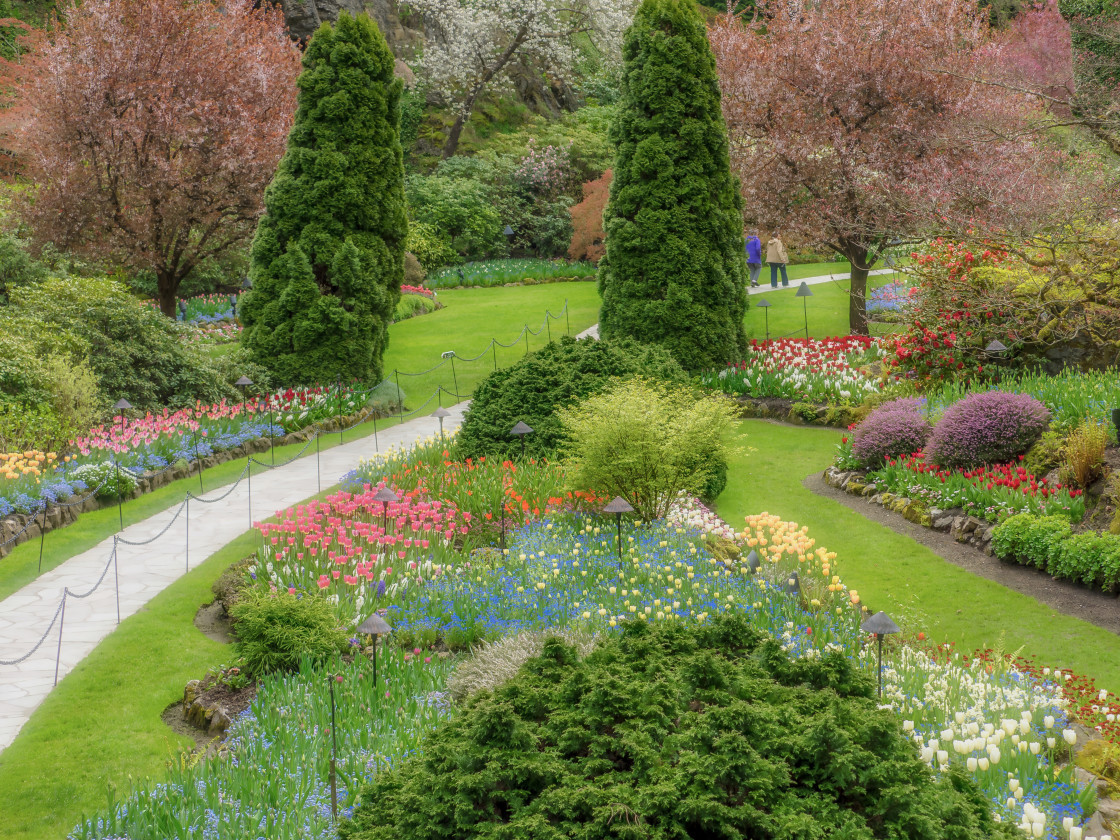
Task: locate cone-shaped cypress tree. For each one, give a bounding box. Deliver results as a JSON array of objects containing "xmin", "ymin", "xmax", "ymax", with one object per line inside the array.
[
  {"xmin": 241, "ymin": 12, "xmax": 406, "ymax": 385},
  {"xmin": 598, "ymin": 0, "xmax": 747, "ymax": 371}
]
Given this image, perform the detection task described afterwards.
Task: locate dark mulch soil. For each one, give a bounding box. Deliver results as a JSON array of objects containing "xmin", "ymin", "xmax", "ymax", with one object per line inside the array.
[{"xmin": 804, "ymin": 471, "xmax": 1120, "ymax": 637}]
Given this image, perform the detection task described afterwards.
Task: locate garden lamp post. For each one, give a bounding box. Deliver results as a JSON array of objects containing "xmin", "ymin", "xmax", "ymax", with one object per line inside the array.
[
  {"xmin": 373, "ymin": 485, "xmax": 398, "ymax": 534},
  {"xmin": 328, "ymin": 672, "xmax": 342, "ymax": 822},
  {"xmin": 504, "ymin": 225, "xmax": 515, "ymax": 251},
  {"xmin": 1112, "ymin": 408, "xmax": 1120, "ymax": 445},
  {"xmin": 357, "ymin": 612, "xmax": 392, "ymax": 694},
  {"xmin": 235, "ymin": 375, "xmax": 253, "ymax": 402},
  {"xmin": 510, "ymin": 421, "xmax": 533, "ymax": 459},
  {"xmin": 795, "ymin": 282, "xmax": 813, "ymax": 339},
  {"xmin": 756, "ymin": 298, "xmax": 772, "ymax": 344},
  {"xmin": 861, "ymin": 610, "xmax": 900, "ymax": 699},
  {"xmin": 984, "ymin": 340, "xmax": 1008, "ymax": 380},
  {"xmin": 235, "ymin": 377, "xmax": 254, "ymax": 525},
  {"xmin": 784, "ymin": 570, "xmax": 801, "ymax": 597},
  {"xmin": 432, "ymin": 406, "xmax": 450, "ymax": 443},
  {"xmin": 113, "ymin": 399, "xmax": 132, "ymax": 531},
  {"xmin": 603, "ymin": 496, "xmax": 634, "ymax": 566},
  {"xmin": 745, "ymin": 549, "xmax": 761, "ymax": 575},
  {"xmin": 230, "ymin": 294, "xmax": 237, "ymax": 318}
]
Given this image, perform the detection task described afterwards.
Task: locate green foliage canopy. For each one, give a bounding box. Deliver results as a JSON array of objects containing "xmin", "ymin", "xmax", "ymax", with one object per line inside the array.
[
  {"xmin": 342, "ymin": 612, "xmax": 1018, "ymax": 840},
  {"xmin": 241, "ymin": 12, "xmax": 407, "ymax": 386},
  {"xmin": 598, "ymin": 0, "xmax": 748, "ymax": 371}
]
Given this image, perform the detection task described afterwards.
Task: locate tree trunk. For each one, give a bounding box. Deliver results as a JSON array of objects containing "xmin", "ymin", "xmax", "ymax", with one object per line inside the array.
[
  {"xmin": 156, "ymin": 269, "xmax": 180, "ymax": 318},
  {"xmin": 442, "ymin": 112, "xmax": 467, "ymax": 159},
  {"xmin": 847, "ymin": 245, "xmax": 870, "ymax": 337}
]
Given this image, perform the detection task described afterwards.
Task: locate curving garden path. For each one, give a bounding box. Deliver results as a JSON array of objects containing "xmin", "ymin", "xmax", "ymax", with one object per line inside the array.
[{"xmin": 0, "ymin": 403, "xmax": 468, "ymax": 755}]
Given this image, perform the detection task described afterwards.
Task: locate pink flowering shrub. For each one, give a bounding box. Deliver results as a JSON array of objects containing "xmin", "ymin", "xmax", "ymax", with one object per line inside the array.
[
  {"xmin": 926, "ymin": 390, "xmax": 1050, "ymax": 469},
  {"xmin": 851, "ymin": 398, "xmax": 932, "ymax": 467}
]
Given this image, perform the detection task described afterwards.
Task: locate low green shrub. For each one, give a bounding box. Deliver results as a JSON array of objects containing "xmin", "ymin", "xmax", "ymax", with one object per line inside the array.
[
  {"xmin": 1021, "ymin": 430, "xmax": 1065, "ymax": 478},
  {"xmin": 406, "ymin": 220, "xmax": 460, "ymax": 272},
  {"xmin": 1053, "ymin": 532, "xmax": 1120, "ymax": 591},
  {"xmin": 341, "ymin": 613, "xmax": 1017, "ymax": 840},
  {"xmin": 993, "ymin": 513, "xmax": 1120, "ymax": 591},
  {"xmin": 991, "ymin": 513, "xmax": 1072, "ymax": 571},
  {"xmin": 0, "ymin": 402, "xmax": 80, "ymax": 455},
  {"xmin": 558, "ymin": 378, "xmax": 738, "ymax": 520},
  {"xmin": 406, "ymin": 175, "xmax": 504, "ymax": 262},
  {"xmin": 230, "ymin": 588, "xmax": 348, "ymax": 678},
  {"xmin": 456, "ymin": 335, "xmax": 686, "ymax": 462}
]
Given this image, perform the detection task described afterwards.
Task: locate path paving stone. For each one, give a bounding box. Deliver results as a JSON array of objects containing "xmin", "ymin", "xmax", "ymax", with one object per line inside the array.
[{"xmin": 0, "ymin": 402, "xmax": 467, "ymax": 755}]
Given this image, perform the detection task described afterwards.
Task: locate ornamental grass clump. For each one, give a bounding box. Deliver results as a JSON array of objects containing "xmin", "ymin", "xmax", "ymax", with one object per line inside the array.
[
  {"xmin": 341, "ymin": 612, "xmax": 1018, "ymax": 840},
  {"xmin": 850, "ymin": 397, "xmax": 932, "ymax": 467},
  {"xmin": 926, "ymin": 390, "xmax": 1050, "ymax": 469}
]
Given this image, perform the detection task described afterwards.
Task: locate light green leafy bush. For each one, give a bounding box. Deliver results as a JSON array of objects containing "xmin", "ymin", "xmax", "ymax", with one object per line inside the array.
[
  {"xmin": 558, "ymin": 377, "xmax": 737, "ymax": 520},
  {"xmin": 230, "ymin": 589, "xmax": 349, "ymax": 678}
]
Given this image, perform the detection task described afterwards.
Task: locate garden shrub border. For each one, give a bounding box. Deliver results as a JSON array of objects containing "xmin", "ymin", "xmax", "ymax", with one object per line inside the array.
[{"xmin": 823, "ymin": 466, "xmax": 1120, "ymax": 595}]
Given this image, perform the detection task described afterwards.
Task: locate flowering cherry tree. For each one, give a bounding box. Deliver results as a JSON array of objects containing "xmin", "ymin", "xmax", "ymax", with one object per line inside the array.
[
  {"xmin": 708, "ymin": 0, "xmax": 1052, "ymax": 335},
  {"xmin": 16, "ymin": 0, "xmax": 301, "ymax": 316},
  {"xmin": 407, "ymin": 0, "xmax": 636, "ymax": 158}
]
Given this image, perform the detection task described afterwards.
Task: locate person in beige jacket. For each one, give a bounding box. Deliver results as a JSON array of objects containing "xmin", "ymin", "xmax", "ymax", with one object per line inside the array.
[{"xmin": 766, "ymin": 232, "xmax": 789, "ymax": 288}]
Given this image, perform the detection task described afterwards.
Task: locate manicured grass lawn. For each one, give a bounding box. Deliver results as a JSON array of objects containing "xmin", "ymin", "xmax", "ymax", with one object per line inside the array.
[
  {"xmin": 0, "ymin": 525, "xmax": 271, "ymax": 840},
  {"xmin": 718, "ymin": 420, "xmax": 1120, "ymax": 693},
  {"xmin": 745, "ymin": 269, "xmax": 905, "ymax": 341},
  {"xmin": 382, "ymin": 281, "xmax": 601, "ymax": 408}
]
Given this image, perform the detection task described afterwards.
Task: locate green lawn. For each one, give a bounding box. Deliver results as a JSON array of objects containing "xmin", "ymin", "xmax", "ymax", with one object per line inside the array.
[
  {"xmin": 746, "ymin": 269, "xmax": 905, "ymax": 341},
  {"xmin": 718, "ymin": 420, "xmax": 1120, "ymax": 693},
  {"xmin": 0, "ymin": 524, "xmax": 278, "ymax": 840},
  {"xmin": 382, "ymin": 281, "xmax": 601, "ymax": 409}
]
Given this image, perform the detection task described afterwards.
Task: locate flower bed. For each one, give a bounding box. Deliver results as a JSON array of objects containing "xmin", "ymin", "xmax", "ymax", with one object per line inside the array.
[
  {"xmin": 700, "ymin": 336, "xmax": 883, "ymax": 405},
  {"xmin": 863, "ymin": 450, "xmax": 1085, "ymax": 522},
  {"xmin": 425, "ymin": 257, "xmax": 596, "ymax": 289}
]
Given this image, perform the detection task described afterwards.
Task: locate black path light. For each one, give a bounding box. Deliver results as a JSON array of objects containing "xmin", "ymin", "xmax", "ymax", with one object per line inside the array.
[
  {"xmin": 603, "ymin": 496, "xmax": 635, "ymax": 566},
  {"xmin": 783, "ymin": 569, "xmax": 801, "ymax": 597},
  {"xmin": 861, "ymin": 610, "xmax": 900, "ymax": 698},
  {"xmin": 510, "ymin": 421, "xmax": 533, "ymax": 459},
  {"xmin": 756, "ymin": 298, "xmax": 772, "ymax": 344},
  {"xmin": 795, "ymin": 281, "xmax": 814, "ymax": 339},
  {"xmin": 432, "ymin": 406, "xmax": 451, "ymax": 442},
  {"xmin": 372, "ymin": 485, "xmax": 398, "ymax": 533},
  {"xmin": 984, "ymin": 340, "xmax": 1008, "ymax": 380},
  {"xmin": 234, "ymin": 377, "xmax": 254, "ymax": 522},
  {"xmin": 745, "ymin": 549, "xmax": 761, "ymax": 575},
  {"xmin": 357, "ymin": 612, "xmax": 392, "ymax": 693},
  {"xmin": 1112, "ymin": 408, "xmax": 1120, "ymax": 445},
  {"xmin": 504, "ymin": 225, "xmax": 515, "ymax": 249},
  {"xmin": 113, "ymin": 399, "xmax": 132, "ymax": 532},
  {"xmin": 327, "ymin": 671, "xmax": 343, "ymax": 822}
]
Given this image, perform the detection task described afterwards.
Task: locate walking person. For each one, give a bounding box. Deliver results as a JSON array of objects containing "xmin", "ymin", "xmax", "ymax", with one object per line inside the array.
[
  {"xmin": 744, "ymin": 229, "xmax": 762, "ymax": 287},
  {"xmin": 767, "ymin": 231, "xmax": 789, "ymax": 288}
]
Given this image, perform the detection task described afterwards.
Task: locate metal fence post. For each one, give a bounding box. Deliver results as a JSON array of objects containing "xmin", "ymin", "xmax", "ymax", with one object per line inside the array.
[
  {"xmin": 54, "ymin": 594, "xmax": 66, "ymax": 686},
  {"xmin": 113, "ymin": 536, "xmax": 121, "ymax": 625}
]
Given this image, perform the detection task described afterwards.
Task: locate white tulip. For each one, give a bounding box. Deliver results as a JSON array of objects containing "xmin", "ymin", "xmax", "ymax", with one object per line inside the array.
[
  {"xmin": 966, "ymin": 757, "xmax": 977, "ymax": 772},
  {"xmin": 1063, "ymin": 729, "xmax": 1077, "ymax": 746}
]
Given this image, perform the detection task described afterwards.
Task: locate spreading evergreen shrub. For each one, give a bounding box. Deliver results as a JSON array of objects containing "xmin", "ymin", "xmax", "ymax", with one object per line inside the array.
[
  {"xmin": 991, "ymin": 513, "xmax": 1073, "ymax": 570},
  {"xmin": 926, "ymin": 390, "xmax": 1050, "ymax": 468},
  {"xmin": 455, "ymin": 336, "xmax": 686, "ymax": 462},
  {"xmin": 851, "ymin": 398, "xmax": 933, "ymax": 468},
  {"xmin": 341, "ymin": 613, "xmax": 1017, "ymax": 840},
  {"xmin": 241, "ymin": 13, "xmax": 406, "ymax": 386},
  {"xmin": 597, "ymin": 0, "xmax": 749, "ymax": 371},
  {"xmin": 230, "ymin": 588, "xmax": 348, "ymax": 678}
]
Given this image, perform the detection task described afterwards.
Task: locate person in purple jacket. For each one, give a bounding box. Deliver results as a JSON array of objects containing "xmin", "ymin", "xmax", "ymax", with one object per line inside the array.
[{"xmin": 744, "ymin": 229, "xmax": 762, "ymax": 287}]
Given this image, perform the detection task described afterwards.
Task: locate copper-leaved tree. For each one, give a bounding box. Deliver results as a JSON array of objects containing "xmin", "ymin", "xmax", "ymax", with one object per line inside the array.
[
  {"xmin": 709, "ymin": 0, "xmax": 1043, "ymax": 335},
  {"xmin": 17, "ymin": 0, "xmax": 301, "ymax": 316}
]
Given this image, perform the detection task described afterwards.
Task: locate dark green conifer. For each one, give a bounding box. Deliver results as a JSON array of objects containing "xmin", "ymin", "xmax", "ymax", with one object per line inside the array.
[
  {"xmin": 241, "ymin": 12, "xmax": 406, "ymax": 385},
  {"xmin": 598, "ymin": 0, "xmax": 748, "ymax": 371}
]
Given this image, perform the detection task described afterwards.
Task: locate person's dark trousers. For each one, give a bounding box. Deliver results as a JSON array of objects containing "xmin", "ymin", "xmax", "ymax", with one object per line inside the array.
[
  {"xmin": 748, "ymin": 262, "xmax": 761, "ymax": 287},
  {"xmin": 770, "ymin": 263, "xmax": 788, "ymax": 287}
]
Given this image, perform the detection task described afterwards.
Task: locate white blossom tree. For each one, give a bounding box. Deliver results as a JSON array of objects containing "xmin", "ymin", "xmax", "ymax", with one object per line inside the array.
[{"xmin": 408, "ymin": 0, "xmax": 636, "ymax": 157}]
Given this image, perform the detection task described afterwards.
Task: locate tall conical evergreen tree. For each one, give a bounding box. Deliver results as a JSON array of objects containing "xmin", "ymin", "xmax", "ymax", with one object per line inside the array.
[
  {"xmin": 241, "ymin": 12, "xmax": 406, "ymax": 385},
  {"xmin": 598, "ymin": 0, "xmax": 747, "ymax": 371}
]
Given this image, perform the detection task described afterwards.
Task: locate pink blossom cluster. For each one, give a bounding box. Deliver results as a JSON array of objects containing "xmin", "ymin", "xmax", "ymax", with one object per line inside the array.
[
  {"xmin": 252, "ymin": 483, "xmax": 473, "ymax": 602},
  {"xmin": 401, "ymin": 284, "xmax": 435, "ymax": 299},
  {"xmin": 513, "ymin": 140, "xmax": 573, "ymax": 200}
]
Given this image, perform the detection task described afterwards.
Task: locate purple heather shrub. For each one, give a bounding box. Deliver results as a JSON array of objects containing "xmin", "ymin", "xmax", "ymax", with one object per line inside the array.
[
  {"xmin": 851, "ymin": 398, "xmax": 932, "ymax": 467},
  {"xmin": 925, "ymin": 390, "xmax": 1050, "ymax": 469}
]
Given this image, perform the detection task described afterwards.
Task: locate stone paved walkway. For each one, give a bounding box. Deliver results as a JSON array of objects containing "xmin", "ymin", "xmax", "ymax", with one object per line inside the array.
[{"xmin": 0, "ymin": 403, "xmax": 468, "ymax": 755}]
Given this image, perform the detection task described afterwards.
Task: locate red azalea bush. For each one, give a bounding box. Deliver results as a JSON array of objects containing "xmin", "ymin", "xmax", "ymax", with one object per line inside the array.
[
  {"xmin": 851, "ymin": 398, "xmax": 932, "ymax": 467},
  {"xmin": 926, "ymin": 390, "xmax": 1050, "ymax": 468},
  {"xmin": 888, "ymin": 239, "xmax": 1021, "ymax": 386}
]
